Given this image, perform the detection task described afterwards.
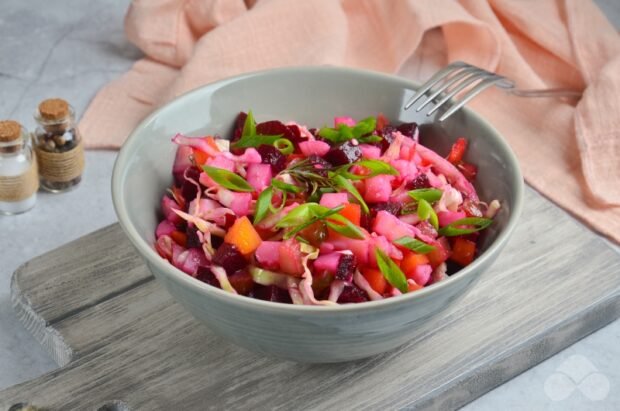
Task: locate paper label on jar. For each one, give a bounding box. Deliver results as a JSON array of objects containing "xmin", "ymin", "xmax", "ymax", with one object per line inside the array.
[
  {"xmin": 35, "ymin": 141, "xmax": 85, "ymax": 182},
  {"xmin": 0, "ymin": 160, "xmax": 39, "ymax": 202}
]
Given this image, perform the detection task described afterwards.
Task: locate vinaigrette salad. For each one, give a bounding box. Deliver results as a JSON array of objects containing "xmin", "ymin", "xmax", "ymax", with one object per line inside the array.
[{"xmin": 155, "ymin": 112, "xmax": 500, "ymax": 305}]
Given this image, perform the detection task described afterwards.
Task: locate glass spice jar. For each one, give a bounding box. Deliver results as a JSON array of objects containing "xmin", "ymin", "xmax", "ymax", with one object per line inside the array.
[
  {"xmin": 33, "ymin": 98, "xmax": 85, "ymax": 192},
  {"xmin": 0, "ymin": 120, "xmax": 38, "ymax": 215}
]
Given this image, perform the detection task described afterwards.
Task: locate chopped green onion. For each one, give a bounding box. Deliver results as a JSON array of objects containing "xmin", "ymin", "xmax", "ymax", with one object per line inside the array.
[
  {"xmin": 393, "ymin": 236, "xmax": 436, "ymax": 254},
  {"xmin": 271, "ymin": 178, "xmax": 302, "ymax": 194},
  {"xmin": 318, "ymin": 127, "xmax": 342, "ymax": 142},
  {"xmin": 231, "ymin": 110, "xmax": 282, "ymax": 148},
  {"xmin": 408, "ymin": 188, "xmax": 443, "ymax": 203},
  {"xmin": 331, "ymin": 174, "xmax": 369, "ymax": 214},
  {"xmin": 242, "ymin": 110, "xmax": 256, "ymax": 137},
  {"xmin": 334, "ymin": 159, "xmax": 398, "ymax": 180},
  {"xmin": 253, "ymin": 187, "xmax": 273, "ymax": 224},
  {"xmin": 417, "ymin": 199, "xmax": 439, "ymax": 230},
  {"xmin": 318, "ymin": 116, "xmax": 377, "ymax": 143},
  {"xmin": 232, "ymin": 134, "xmax": 282, "ymax": 149},
  {"xmin": 274, "ymin": 138, "xmax": 294, "ymax": 155},
  {"xmin": 375, "ymin": 248, "xmax": 408, "ymax": 293},
  {"xmin": 324, "ymin": 214, "xmax": 365, "ymax": 239},
  {"xmin": 202, "ymin": 165, "xmax": 254, "ymax": 192},
  {"xmin": 268, "ymin": 191, "xmax": 287, "ymax": 213},
  {"xmin": 275, "ymin": 203, "xmax": 361, "ymax": 239},
  {"xmin": 438, "ymin": 217, "xmax": 493, "ymax": 236},
  {"xmin": 358, "ymin": 135, "xmax": 383, "ymax": 143},
  {"xmin": 352, "ymin": 117, "xmax": 376, "ymax": 138}
]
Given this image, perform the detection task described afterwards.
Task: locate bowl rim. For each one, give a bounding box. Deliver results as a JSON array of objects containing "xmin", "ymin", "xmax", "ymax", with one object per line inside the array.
[{"xmin": 112, "ymin": 65, "xmax": 524, "ymax": 314}]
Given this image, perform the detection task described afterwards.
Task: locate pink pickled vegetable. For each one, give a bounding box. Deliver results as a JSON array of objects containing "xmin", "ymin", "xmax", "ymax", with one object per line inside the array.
[
  {"xmin": 325, "ymin": 236, "xmax": 369, "ymax": 265},
  {"xmin": 359, "ymin": 144, "xmax": 381, "ymax": 159},
  {"xmin": 367, "ymin": 235, "xmax": 403, "ymax": 267},
  {"xmin": 313, "ymin": 252, "xmax": 342, "ymax": 274},
  {"xmin": 156, "ymin": 220, "xmax": 176, "ymax": 238},
  {"xmin": 246, "ymin": 163, "xmax": 272, "ymax": 192},
  {"xmin": 364, "ymin": 175, "xmax": 393, "ymax": 203},
  {"xmin": 410, "ymin": 264, "xmax": 432, "ymax": 286},
  {"xmin": 299, "ymin": 140, "xmax": 330, "ymax": 156},
  {"xmin": 320, "ymin": 192, "xmax": 349, "ymax": 208},
  {"xmin": 161, "ymin": 195, "xmax": 182, "ymax": 224},
  {"xmin": 173, "ymin": 145, "xmax": 193, "ymax": 183},
  {"xmin": 229, "ymin": 192, "xmax": 252, "ymax": 216},
  {"xmin": 255, "ymin": 241, "xmax": 282, "ymax": 270},
  {"xmin": 373, "ymin": 210, "xmax": 436, "ymax": 244},
  {"xmin": 391, "ymin": 159, "xmax": 417, "ymax": 182},
  {"xmin": 334, "ymin": 116, "xmax": 356, "ymax": 127},
  {"xmin": 173, "ymin": 248, "xmax": 208, "ymax": 276},
  {"xmin": 437, "ymin": 210, "xmax": 467, "ymax": 227}
]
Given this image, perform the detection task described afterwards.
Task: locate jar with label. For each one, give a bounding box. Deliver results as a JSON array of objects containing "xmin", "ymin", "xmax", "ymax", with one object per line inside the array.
[
  {"xmin": 0, "ymin": 120, "xmax": 38, "ymax": 215},
  {"xmin": 33, "ymin": 98, "xmax": 85, "ymax": 192}
]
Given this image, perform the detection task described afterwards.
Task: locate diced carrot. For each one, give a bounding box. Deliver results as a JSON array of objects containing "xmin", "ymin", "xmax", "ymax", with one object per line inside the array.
[
  {"xmin": 408, "ymin": 280, "xmax": 423, "ymax": 292},
  {"xmin": 339, "ymin": 203, "xmax": 361, "ymax": 226},
  {"xmin": 447, "ymin": 137, "xmax": 467, "ymax": 164},
  {"xmin": 419, "ymin": 158, "xmax": 432, "ymax": 167},
  {"xmin": 170, "ymin": 230, "xmax": 188, "ymax": 248},
  {"xmin": 376, "ymin": 113, "xmax": 389, "ymax": 132},
  {"xmin": 224, "ymin": 216, "xmax": 262, "ymax": 255},
  {"xmin": 427, "ymin": 237, "xmax": 451, "ymax": 268},
  {"xmin": 192, "ymin": 148, "xmax": 210, "ymax": 166},
  {"xmin": 205, "ymin": 136, "xmax": 219, "ymax": 152},
  {"xmin": 401, "ymin": 252, "xmax": 430, "ymax": 279},
  {"xmin": 450, "ymin": 237, "xmax": 476, "ymax": 266},
  {"xmin": 191, "ymin": 137, "xmax": 219, "ymax": 166},
  {"xmin": 361, "ymin": 267, "xmax": 388, "ymax": 294}
]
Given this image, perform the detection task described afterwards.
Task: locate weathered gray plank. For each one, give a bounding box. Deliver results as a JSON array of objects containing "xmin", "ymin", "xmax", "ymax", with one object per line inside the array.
[{"xmin": 1, "ymin": 187, "xmax": 619, "ymax": 411}]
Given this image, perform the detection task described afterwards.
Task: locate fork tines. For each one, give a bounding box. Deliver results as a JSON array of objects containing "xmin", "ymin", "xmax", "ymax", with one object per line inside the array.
[{"xmin": 404, "ymin": 61, "xmax": 514, "ymax": 121}]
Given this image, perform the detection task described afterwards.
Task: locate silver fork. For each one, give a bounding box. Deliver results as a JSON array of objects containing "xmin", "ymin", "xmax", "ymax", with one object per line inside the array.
[{"xmin": 404, "ymin": 61, "xmax": 582, "ymax": 121}]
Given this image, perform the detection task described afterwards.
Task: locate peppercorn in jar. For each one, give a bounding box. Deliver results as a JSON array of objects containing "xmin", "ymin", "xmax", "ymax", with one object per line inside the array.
[{"xmin": 33, "ymin": 98, "xmax": 85, "ymax": 192}]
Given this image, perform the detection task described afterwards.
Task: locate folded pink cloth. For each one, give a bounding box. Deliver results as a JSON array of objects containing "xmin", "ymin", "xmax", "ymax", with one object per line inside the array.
[{"xmin": 80, "ymin": 0, "xmax": 620, "ymax": 243}]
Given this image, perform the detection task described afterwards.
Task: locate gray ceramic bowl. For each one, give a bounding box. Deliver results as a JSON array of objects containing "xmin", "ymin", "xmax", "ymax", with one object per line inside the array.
[{"xmin": 112, "ymin": 67, "xmax": 523, "ymax": 363}]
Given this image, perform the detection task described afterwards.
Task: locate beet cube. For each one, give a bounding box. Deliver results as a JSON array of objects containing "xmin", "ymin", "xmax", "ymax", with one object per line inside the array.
[
  {"xmin": 335, "ymin": 254, "xmax": 357, "ymax": 282},
  {"xmin": 337, "ymin": 285, "xmax": 369, "ymax": 303},
  {"xmin": 406, "ymin": 173, "xmax": 431, "ymax": 190},
  {"xmin": 257, "ymin": 144, "xmax": 286, "ymax": 173},
  {"xmin": 228, "ymin": 269, "xmax": 254, "ymax": 295},
  {"xmin": 396, "ymin": 122, "xmax": 418, "ymax": 139},
  {"xmin": 307, "ymin": 155, "xmax": 333, "ymax": 177},
  {"xmin": 186, "ymin": 225, "xmax": 201, "ymax": 249},
  {"xmin": 196, "ymin": 266, "xmax": 220, "ymax": 288},
  {"xmin": 181, "ymin": 166, "xmax": 202, "ymax": 203},
  {"xmin": 251, "ymin": 285, "xmax": 292, "ymax": 304},
  {"xmin": 323, "ymin": 141, "xmax": 361, "ymax": 166},
  {"xmin": 229, "ymin": 112, "xmax": 248, "ymax": 155},
  {"xmin": 370, "ymin": 202, "xmax": 401, "ymax": 217},
  {"xmin": 256, "ymin": 120, "xmax": 289, "ymax": 137},
  {"xmin": 212, "ymin": 243, "xmax": 247, "ymax": 275}
]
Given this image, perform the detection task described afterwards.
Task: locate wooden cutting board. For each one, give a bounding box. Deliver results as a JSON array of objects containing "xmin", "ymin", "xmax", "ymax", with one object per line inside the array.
[{"xmin": 1, "ymin": 187, "xmax": 619, "ymax": 411}]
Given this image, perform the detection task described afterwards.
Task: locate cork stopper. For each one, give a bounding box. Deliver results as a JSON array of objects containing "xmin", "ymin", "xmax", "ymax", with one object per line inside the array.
[
  {"xmin": 0, "ymin": 120, "xmax": 22, "ymax": 142},
  {"xmin": 38, "ymin": 98, "xmax": 69, "ymax": 120}
]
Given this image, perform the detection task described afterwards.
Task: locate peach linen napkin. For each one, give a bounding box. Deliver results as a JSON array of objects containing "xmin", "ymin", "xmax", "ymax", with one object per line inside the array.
[{"xmin": 79, "ymin": 0, "xmax": 620, "ymax": 243}]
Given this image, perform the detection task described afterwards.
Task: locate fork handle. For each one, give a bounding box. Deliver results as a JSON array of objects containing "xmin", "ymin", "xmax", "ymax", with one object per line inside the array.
[{"xmin": 508, "ymin": 88, "xmax": 582, "ymax": 98}]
